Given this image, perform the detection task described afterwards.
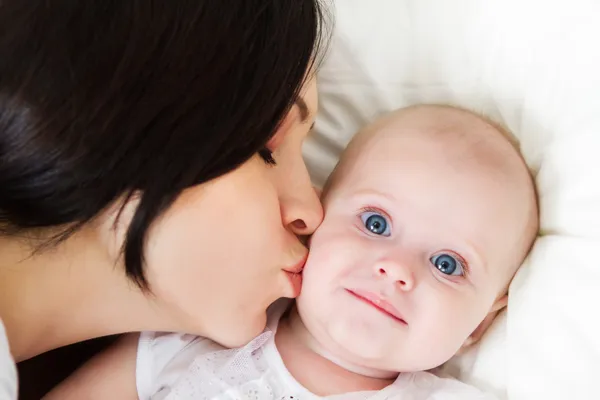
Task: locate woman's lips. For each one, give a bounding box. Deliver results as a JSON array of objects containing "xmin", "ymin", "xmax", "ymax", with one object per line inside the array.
[
  {"xmin": 346, "ymin": 289, "xmax": 408, "ymax": 325},
  {"xmin": 282, "ymin": 254, "xmax": 307, "ymax": 298},
  {"xmin": 284, "ymin": 270, "xmax": 303, "ymax": 297},
  {"xmin": 283, "ymin": 253, "xmax": 308, "ymax": 274}
]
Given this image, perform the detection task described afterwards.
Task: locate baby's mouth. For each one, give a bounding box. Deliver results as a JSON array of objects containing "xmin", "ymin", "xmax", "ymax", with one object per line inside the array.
[{"xmin": 345, "ymin": 289, "xmax": 408, "ymax": 325}]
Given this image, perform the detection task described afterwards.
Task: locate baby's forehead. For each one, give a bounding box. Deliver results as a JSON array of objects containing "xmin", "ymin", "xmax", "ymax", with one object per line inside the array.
[
  {"xmin": 333, "ymin": 113, "xmax": 514, "ymax": 206},
  {"xmin": 368, "ymin": 107, "xmax": 497, "ymax": 142},
  {"xmin": 349, "ymin": 107, "xmax": 518, "ymax": 172}
]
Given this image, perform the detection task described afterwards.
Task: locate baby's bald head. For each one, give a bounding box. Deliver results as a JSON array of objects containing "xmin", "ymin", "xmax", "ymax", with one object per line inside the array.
[{"xmin": 330, "ymin": 105, "xmax": 524, "ymax": 185}]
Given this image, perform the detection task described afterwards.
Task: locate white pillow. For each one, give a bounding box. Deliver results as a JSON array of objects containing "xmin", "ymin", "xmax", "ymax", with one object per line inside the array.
[{"xmin": 305, "ymin": 1, "xmax": 600, "ymax": 398}]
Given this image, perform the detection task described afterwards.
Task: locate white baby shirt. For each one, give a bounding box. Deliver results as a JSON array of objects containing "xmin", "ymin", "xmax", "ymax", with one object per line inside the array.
[{"xmin": 136, "ymin": 307, "xmax": 496, "ymax": 400}]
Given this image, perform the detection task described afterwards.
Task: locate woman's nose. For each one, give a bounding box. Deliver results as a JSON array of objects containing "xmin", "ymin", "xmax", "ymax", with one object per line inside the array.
[
  {"xmin": 281, "ymin": 183, "xmax": 323, "ymax": 236},
  {"xmin": 374, "ymin": 259, "xmax": 415, "ymax": 291}
]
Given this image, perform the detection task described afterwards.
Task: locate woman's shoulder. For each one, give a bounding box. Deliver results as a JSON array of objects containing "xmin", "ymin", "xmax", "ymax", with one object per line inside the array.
[{"xmin": 0, "ymin": 319, "xmax": 17, "ymax": 400}]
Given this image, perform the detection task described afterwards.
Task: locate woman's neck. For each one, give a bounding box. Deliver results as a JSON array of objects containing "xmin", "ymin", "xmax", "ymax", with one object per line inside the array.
[
  {"xmin": 275, "ymin": 306, "xmax": 396, "ymax": 396},
  {"xmin": 0, "ymin": 227, "xmax": 163, "ymax": 362}
]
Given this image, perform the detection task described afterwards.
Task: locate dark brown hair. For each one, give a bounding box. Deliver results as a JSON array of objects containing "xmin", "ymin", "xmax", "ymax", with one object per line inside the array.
[{"xmin": 0, "ymin": 0, "xmax": 330, "ymax": 289}]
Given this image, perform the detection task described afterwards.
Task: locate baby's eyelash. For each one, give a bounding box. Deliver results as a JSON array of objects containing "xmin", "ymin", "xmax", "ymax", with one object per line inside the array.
[
  {"xmin": 437, "ymin": 250, "xmax": 471, "ymax": 279},
  {"xmin": 454, "ymin": 253, "xmax": 470, "ymax": 277},
  {"xmin": 358, "ymin": 206, "xmax": 393, "ymax": 223}
]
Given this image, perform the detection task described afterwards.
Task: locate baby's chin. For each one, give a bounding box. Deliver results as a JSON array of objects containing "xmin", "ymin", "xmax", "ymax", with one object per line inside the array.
[
  {"xmin": 295, "ymin": 297, "xmax": 452, "ymax": 375},
  {"xmin": 322, "ymin": 321, "xmax": 457, "ymax": 376},
  {"xmin": 316, "ymin": 321, "xmax": 405, "ymax": 375}
]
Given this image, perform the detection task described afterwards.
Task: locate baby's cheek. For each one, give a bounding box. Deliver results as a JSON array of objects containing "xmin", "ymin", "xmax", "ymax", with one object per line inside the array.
[
  {"xmin": 301, "ymin": 258, "xmax": 328, "ymax": 295},
  {"xmin": 303, "ymin": 248, "xmax": 342, "ymax": 289},
  {"xmin": 299, "ymin": 246, "xmax": 339, "ymax": 304},
  {"xmin": 445, "ymin": 303, "xmax": 488, "ymax": 346}
]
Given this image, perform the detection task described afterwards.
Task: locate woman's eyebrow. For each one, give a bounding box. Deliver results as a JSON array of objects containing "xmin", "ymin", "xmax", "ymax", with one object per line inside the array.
[{"xmin": 294, "ymin": 97, "xmax": 310, "ymax": 123}]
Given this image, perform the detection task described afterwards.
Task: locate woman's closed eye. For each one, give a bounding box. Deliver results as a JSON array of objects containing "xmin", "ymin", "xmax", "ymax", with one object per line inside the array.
[
  {"xmin": 359, "ymin": 209, "xmax": 392, "ymax": 237},
  {"xmin": 258, "ymin": 112, "xmax": 297, "ymax": 166}
]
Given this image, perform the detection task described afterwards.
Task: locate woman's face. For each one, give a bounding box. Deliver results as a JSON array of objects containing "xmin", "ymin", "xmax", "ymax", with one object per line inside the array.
[{"xmin": 144, "ymin": 78, "xmax": 321, "ymax": 347}]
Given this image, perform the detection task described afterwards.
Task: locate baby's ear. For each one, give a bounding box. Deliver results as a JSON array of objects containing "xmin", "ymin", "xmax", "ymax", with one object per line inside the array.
[
  {"xmin": 313, "ymin": 186, "xmax": 322, "ymax": 199},
  {"xmin": 460, "ymin": 295, "xmax": 508, "ymax": 350}
]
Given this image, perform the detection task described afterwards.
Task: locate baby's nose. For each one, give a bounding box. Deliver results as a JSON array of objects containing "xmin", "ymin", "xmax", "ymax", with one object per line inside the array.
[{"xmin": 374, "ymin": 259, "xmax": 415, "ymax": 291}]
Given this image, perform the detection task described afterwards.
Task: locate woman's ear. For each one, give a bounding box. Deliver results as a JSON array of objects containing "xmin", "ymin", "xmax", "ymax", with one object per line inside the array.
[
  {"xmin": 96, "ymin": 192, "xmax": 141, "ymax": 261},
  {"xmin": 460, "ymin": 295, "xmax": 508, "ymax": 350}
]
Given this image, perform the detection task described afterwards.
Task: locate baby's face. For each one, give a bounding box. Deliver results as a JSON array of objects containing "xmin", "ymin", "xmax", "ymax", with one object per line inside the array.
[{"xmin": 297, "ymin": 107, "xmax": 537, "ymax": 374}]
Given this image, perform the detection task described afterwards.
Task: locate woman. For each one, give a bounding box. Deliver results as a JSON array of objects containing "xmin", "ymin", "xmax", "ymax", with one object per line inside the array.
[{"xmin": 0, "ymin": 0, "xmax": 329, "ymax": 396}]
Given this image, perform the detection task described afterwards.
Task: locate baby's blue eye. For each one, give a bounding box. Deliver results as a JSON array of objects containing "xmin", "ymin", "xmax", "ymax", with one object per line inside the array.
[
  {"xmin": 430, "ymin": 253, "xmax": 464, "ymax": 276},
  {"xmin": 359, "ymin": 211, "xmax": 391, "ymax": 236}
]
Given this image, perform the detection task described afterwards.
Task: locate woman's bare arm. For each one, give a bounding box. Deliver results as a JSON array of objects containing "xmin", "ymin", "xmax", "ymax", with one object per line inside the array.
[{"xmin": 43, "ymin": 333, "xmax": 139, "ymax": 400}]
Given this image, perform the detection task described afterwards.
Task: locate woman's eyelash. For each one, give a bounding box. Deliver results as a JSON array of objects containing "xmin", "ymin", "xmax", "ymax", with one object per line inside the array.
[{"xmin": 259, "ymin": 147, "xmax": 276, "ymax": 165}]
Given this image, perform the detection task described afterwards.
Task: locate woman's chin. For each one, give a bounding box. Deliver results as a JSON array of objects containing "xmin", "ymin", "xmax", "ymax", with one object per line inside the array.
[{"xmin": 212, "ymin": 313, "xmax": 268, "ymax": 349}]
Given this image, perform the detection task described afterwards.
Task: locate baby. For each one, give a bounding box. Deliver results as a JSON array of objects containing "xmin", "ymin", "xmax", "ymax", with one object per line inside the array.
[{"xmin": 51, "ymin": 105, "xmax": 539, "ymax": 399}]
